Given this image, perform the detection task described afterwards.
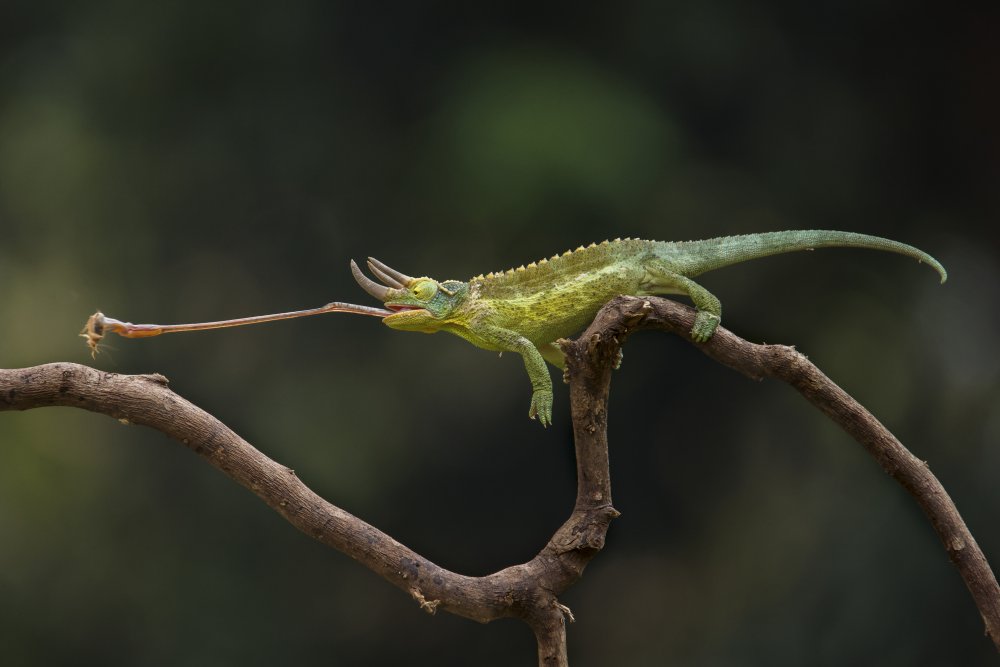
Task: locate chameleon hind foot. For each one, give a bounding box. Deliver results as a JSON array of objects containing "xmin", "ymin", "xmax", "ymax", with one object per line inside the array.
[{"xmin": 690, "ymin": 311, "xmax": 721, "ymax": 343}]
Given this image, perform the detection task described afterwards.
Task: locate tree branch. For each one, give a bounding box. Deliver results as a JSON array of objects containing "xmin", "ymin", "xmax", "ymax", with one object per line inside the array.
[
  {"xmin": 579, "ymin": 295, "xmax": 1000, "ymax": 652},
  {"xmin": 2, "ymin": 294, "xmax": 997, "ymax": 663},
  {"xmin": 0, "ymin": 361, "xmax": 615, "ymax": 666}
]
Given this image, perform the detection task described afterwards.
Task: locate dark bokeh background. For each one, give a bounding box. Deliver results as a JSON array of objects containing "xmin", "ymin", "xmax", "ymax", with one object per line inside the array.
[{"xmin": 2, "ymin": 2, "xmax": 998, "ymax": 665}]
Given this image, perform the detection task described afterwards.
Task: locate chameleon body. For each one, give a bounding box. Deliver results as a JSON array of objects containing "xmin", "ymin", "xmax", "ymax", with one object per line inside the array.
[{"xmin": 351, "ymin": 231, "xmax": 947, "ymax": 426}]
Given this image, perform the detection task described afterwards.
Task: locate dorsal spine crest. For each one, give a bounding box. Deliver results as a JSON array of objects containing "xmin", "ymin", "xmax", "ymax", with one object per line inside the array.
[{"xmin": 469, "ymin": 237, "xmax": 649, "ymax": 293}]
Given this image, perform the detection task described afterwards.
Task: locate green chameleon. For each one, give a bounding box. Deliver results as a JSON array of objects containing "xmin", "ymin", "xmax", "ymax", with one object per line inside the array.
[{"xmin": 350, "ymin": 231, "xmax": 947, "ymax": 426}]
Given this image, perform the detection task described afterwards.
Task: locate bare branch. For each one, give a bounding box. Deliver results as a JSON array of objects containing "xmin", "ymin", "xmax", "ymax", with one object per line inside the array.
[
  {"xmin": 578, "ymin": 295, "xmax": 1000, "ymax": 652},
  {"xmin": 0, "ymin": 361, "xmax": 617, "ymax": 666},
  {"xmin": 2, "ymin": 293, "xmax": 997, "ymax": 662}
]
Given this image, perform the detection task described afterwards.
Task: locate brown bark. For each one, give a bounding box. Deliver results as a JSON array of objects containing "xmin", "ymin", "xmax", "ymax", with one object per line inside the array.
[{"xmin": 1, "ymin": 295, "xmax": 997, "ymax": 664}]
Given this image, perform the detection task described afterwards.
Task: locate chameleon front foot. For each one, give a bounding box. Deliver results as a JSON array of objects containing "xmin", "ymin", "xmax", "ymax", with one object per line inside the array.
[
  {"xmin": 528, "ymin": 390, "xmax": 554, "ymax": 427},
  {"xmin": 689, "ymin": 311, "xmax": 721, "ymax": 343}
]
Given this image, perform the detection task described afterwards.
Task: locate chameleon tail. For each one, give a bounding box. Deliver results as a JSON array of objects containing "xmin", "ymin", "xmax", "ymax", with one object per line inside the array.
[{"xmin": 660, "ymin": 230, "xmax": 947, "ymax": 283}]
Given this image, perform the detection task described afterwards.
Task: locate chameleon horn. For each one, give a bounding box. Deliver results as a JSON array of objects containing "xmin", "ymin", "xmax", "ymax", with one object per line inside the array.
[
  {"xmin": 350, "ymin": 260, "xmax": 391, "ymax": 301},
  {"xmin": 366, "ymin": 259, "xmax": 405, "ymax": 288},
  {"xmin": 367, "ymin": 257, "xmax": 416, "ymax": 287}
]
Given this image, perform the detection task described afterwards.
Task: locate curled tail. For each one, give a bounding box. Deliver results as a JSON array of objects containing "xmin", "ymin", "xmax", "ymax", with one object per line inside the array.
[{"xmin": 659, "ymin": 230, "xmax": 947, "ymax": 283}]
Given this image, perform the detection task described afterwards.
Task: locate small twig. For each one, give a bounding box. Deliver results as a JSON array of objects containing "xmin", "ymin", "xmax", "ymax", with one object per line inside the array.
[
  {"xmin": 554, "ymin": 601, "xmax": 575, "ymax": 624},
  {"xmin": 410, "ymin": 588, "xmax": 441, "ymax": 615}
]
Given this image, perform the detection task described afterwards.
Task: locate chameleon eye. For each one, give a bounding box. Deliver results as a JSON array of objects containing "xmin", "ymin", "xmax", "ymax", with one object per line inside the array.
[{"xmin": 412, "ymin": 280, "xmax": 438, "ymax": 301}]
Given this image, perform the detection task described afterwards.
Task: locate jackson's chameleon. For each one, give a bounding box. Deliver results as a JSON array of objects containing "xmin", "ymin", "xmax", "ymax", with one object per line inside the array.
[{"xmin": 350, "ymin": 231, "xmax": 946, "ymax": 426}]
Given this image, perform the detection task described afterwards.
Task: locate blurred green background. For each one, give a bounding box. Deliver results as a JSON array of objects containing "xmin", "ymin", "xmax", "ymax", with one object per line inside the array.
[{"xmin": 1, "ymin": 2, "xmax": 998, "ymax": 665}]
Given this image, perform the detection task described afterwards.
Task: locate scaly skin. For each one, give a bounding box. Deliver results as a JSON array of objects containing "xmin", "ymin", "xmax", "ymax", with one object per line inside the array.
[{"xmin": 352, "ymin": 231, "xmax": 947, "ymax": 427}]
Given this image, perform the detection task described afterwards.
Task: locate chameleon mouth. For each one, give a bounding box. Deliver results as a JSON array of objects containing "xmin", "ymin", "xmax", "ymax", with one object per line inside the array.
[{"xmin": 350, "ymin": 258, "xmax": 431, "ymax": 318}]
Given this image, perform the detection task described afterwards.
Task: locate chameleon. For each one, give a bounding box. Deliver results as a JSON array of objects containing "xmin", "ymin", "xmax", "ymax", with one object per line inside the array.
[
  {"xmin": 83, "ymin": 230, "xmax": 946, "ymax": 427},
  {"xmin": 349, "ymin": 230, "xmax": 947, "ymax": 426}
]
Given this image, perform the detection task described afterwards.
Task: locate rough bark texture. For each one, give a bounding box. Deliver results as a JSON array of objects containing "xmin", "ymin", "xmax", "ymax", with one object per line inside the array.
[{"xmin": 2, "ymin": 295, "xmax": 997, "ymax": 664}]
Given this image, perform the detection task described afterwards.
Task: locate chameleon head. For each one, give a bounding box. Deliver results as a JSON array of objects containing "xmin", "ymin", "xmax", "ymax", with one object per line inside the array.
[{"xmin": 350, "ymin": 258, "xmax": 465, "ymax": 333}]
